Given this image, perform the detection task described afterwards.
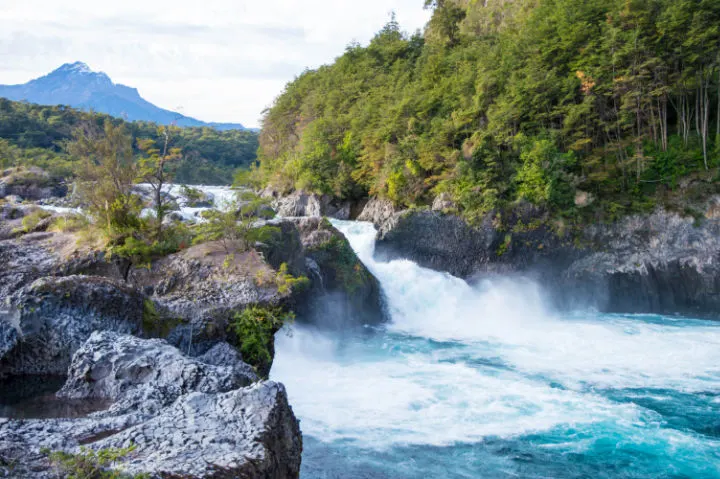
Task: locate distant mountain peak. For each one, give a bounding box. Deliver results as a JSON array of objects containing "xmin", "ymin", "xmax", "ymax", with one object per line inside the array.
[
  {"xmin": 0, "ymin": 62, "xmax": 246, "ymax": 131},
  {"xmin": 58, "ymin": 61, "xmax": 94, "ymax": 74},
  {"xmin": 48, "ymin": 62, "xmax": 112, "ymax": 86}
]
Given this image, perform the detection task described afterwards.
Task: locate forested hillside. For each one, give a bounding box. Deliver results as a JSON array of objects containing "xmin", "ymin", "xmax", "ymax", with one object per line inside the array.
[
  {"xmin": 0, "ymin": 99, "xmax": 258, "ymax": 184},
  {"xmin": 256, "ymin": 0, "xmax": 720, "ymax": 222}
]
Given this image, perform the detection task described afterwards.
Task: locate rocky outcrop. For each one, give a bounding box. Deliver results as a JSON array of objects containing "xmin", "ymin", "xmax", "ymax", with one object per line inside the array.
[
  {"xmin": 0, "ymin": 232, "xmax": 127, "ymax": 300},
  {"xmin": 289, "ymin": 217, "xmax": 386, "ymax": 327},
  {"xmin": 0, "ymin": 233, "xmax": 60, "ymax": 299},
  {"xmin": 0, "ymin": 276, "xmax": 146, "ymax": 378},
  {"xmin": 274, "ymin": 190, "xmax": 354, "ymax": 220},
  {"xmin": 372, "ymin": 203, "xmax": 720, "ymax": 318},
  {"xmin": 0, "ymin": 167, "xmax": 67, "ymax": 201},
  {"xmin": 59, "ymin": 331, "xmax": 257, "ymax": 413},
  {"xmin": 375, "ymin": 203, "xmax": 573, "ymax": 278},
  {"xmin": 356, "ymin": 197, "xmax": 397, "ymax": 225},
  {"xmin": 128, "ymin": 242, "xmax": 288, "ymax": 359},
  {"xmin": 0, "ymin": 332, "xmax": 301, "ymax": 479},
  {"xmin": 564, "ymin": 211, "xmax": 720, "ymax": 316}
]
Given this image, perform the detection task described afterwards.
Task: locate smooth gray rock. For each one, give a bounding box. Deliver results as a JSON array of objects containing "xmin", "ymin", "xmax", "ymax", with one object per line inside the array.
[
  {"xmin": 356, "ymin": 197, "xmax": 397, "ymax": 226},
  {"xmin": 274, "ymin": 190, "xmax": 353, "ymax": 220}
]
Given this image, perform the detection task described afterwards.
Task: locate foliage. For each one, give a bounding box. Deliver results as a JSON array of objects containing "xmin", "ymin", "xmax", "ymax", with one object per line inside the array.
[
  {"xmin": 228, "ymin": 305, "xmax": 295, "ymax": 374},
  {"xmin": 179, "ymin": 185, "xmax": 205, "ymax": 204},
  {"xmin": 48, "ymin": 213, "xmax": 89, "ymax": 233},
  {"xmin": 65, "ymin": 122, "xmax": 193, "ymax": 270},
  {"xmin": 43, "ymin": 445, "xmax": 148, "ymax": 479},
  {"xmin": 274, "ymin": 263, "xmax": 310, "ymax": 294},
  {"xmin": 256, "ymin": 0, "xmax": 720, "ymax": 222},
  {"xmin": 193, "ymin": 192, "xmax": 277, "ymax": 253},
  {"xmin": 17, "ymin": 209, "xmax": 51, "ymax": 233},
  {"xmin": 136, "ymin": 128, "xmax": 183, "ymax": 241},
  {"xmin": 193, "ymin": 207, "xmax": 247, "ymax": 253},
  {"xmin": 0, "ymin": 98, "xmax": 258, "ymax": 185},
  {"xmin": 69, "ymin": 120, "xmax": 141, "ymax": 240}
]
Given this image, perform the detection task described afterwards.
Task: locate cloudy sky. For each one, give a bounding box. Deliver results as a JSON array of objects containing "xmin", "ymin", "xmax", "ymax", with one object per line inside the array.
[{"xmin": 0, "ymin": 1, "xmax": 431, "ymax": 128}]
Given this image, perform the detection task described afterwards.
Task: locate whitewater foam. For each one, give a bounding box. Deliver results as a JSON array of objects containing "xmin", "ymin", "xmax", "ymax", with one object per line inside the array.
[{"xmin": 272, "ymin": 220, "xmax": 720, "ymax": 469}]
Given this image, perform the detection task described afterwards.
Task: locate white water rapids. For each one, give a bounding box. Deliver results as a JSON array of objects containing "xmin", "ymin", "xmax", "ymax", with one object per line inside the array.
[{"xmin": 271, "ymin": 220, "xmax": 720, "ymax": 478}]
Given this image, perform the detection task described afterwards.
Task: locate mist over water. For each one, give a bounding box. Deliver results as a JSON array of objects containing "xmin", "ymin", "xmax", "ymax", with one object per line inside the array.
[{"xmin": 272, "ymin": 220, "xmax": 720, "ymax": 478}]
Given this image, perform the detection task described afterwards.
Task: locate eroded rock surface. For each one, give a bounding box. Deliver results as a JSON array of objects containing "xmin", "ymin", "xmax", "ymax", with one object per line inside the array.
[
  {"xmin": 0, "ymin": 276, "xmax": 145, "ymax": 378},
  {"xmin": 0, "ymin": 332, "xmax": 300, "ymax": 479}
]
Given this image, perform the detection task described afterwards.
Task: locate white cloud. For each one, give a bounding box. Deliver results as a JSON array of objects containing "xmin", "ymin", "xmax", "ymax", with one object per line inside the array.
[{"xmin": 0, "ymin": 0, "xmax": 431, "ymax": 128}]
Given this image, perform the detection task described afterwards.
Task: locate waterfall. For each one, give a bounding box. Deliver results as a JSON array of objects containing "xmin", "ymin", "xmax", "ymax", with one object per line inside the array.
[{"xmin": 272, "ymin": 220, "xmax": 720, "ymax": 478}]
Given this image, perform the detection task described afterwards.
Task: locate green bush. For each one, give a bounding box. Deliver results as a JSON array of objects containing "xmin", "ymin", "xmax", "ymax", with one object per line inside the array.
[
  {"xmin": 229, "ymin": 305, "xmax": 295, "ymax": 375},
  {"xmin": 43, "ymin": 445, "xmax": 148, "ymax": 479},
  {"xmin": 17, "ymin": 209, "xmax": 51, "ymax": 233},
  {"xmin": 274, "ymin": 262, "xmax": 310, "ymax": 295},
  {"xmin": 50, "ymin": 213, "xmax": 89, "ymax": 233}
]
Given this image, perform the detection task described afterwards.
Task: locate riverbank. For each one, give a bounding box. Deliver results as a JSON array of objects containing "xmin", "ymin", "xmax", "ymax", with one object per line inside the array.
[{"xmin": 0, "ymin": 183, "xmax": 384, "ymax": 478}]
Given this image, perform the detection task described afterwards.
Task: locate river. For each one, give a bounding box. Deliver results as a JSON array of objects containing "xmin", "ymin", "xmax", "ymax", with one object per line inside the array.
[{"xmin": 272, "ymin": 220, "xmax": 720, "ymax": 479}]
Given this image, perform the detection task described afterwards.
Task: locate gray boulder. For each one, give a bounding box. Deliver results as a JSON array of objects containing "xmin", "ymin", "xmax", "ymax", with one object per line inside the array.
[
  {"xmin": 274, "ymin": 190, "xmax": 354, "ymax": 220},
  {"xmin": 356, "ymin": 197, "xmax": 397, "ymax": 226},
  {"xmin": 100, "ymin": 383, "xmax": 301, "ymax": 479},
  {"xmin": 60, "ymin": 331, "xmax": 258, "ymax": 414},
  {"xmin": 0, "ymin": 332, "xmax": 300, "ymax": 479}
]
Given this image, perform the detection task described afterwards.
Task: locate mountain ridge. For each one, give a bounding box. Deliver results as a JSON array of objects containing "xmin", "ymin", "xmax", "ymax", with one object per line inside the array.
[{"xmin": 0, "ymin": 62, "xmax": 246, "ymax": 131}]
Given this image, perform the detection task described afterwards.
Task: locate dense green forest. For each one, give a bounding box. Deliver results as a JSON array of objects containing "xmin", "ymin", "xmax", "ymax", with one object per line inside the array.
[
  {"xmin": 0, "ymin": 98, "xmax": 258, "ymax": 184},
  {"xmin": 255, "ymin": 0, "xmax": 720, "ymax": 222}
]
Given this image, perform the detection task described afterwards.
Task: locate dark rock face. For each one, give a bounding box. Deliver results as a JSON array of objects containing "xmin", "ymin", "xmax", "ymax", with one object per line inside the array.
[
  {"xmin": 376, "ymin": 205, "xmax": 575, "ymax": 279},
  {"xmin": 0, "ymin": 276, "xmax": 145, "ymax": 378},
  {"xmin": 258, "ymin": 219, "xmax": 307, "ymax": 276},
  {"xmin": 289, "ymin": 217, "xmax": 386, "ymax": 327},
  {"xmin": 0, "ymin": 332, "xmax": 301, "ymax": 479},
  {"xmin": 564, "ymin": 212, "xmax": 720, "ymax": 317},
  {"xmin": 373, "ymin": 204, "xmax": 720, "ymax": 318}
]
